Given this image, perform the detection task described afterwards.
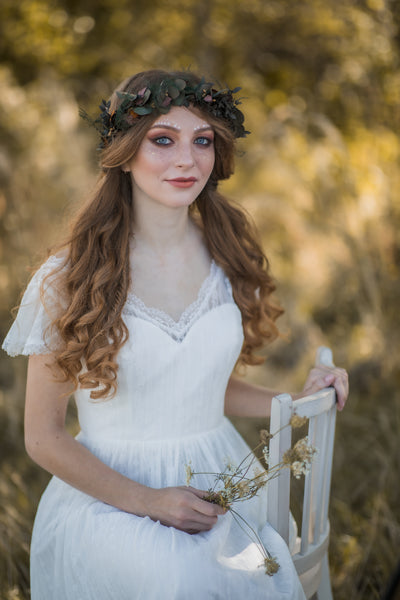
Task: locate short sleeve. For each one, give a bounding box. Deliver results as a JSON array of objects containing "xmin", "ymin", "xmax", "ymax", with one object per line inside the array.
[{"xmin": 2, "ymin": 255, "xmax": 66, "ymax": 357}]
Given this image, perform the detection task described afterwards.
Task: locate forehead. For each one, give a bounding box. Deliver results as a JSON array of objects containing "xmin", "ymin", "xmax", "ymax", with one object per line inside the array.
[{"xmin": 151, "ymin": 106, "xmax": 212, "ymax": 130}]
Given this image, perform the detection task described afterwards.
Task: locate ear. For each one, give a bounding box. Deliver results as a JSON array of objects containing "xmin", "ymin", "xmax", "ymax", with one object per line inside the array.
[{"xmin": 121, "ymin": 163, "xmax": 131, "ymax": 173}]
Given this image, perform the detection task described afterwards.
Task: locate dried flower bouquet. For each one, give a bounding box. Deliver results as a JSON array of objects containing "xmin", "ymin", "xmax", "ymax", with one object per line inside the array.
[{"xmin": 185, "ymin": 414, "xmax": 317, "ymax": 575}]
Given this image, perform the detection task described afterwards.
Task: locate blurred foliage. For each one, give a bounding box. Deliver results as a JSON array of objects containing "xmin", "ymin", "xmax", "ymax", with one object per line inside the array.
[{"xmin": 1, "ymin": 0, "xmax": 399, "ymax": 598}]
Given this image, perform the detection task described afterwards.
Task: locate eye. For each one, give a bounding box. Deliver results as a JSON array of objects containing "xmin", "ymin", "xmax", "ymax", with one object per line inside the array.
[
  {"xmin": 194, "ymin": 136, "xmax": 213, "ymax": 146},
  {"xmin": 151, "ymin": 136, "xmax": 173, "ymax": 146}
]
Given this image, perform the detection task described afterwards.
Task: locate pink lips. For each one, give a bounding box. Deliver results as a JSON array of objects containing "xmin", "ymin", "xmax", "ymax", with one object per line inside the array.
[{"xmin": 166, "ymin": 177, "xmax": 197, "ymax": 188}]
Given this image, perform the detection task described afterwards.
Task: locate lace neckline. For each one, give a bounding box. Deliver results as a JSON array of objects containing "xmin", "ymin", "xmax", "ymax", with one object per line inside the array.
[{"xmin": 124, "ymin": 260, "xmax": 219, "ymax": 333}]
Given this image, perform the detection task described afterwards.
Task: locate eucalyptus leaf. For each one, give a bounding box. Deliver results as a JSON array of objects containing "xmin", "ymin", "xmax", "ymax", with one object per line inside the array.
[
  {"xmin": 133, "ymin": 106, "xmax": 153, "ymax": 115},
  {"xmin": 175, "ymin": 78, "xmax": 187, "ymax": 91},
  {"xmin": 168, "ymin": 86, "xmax": 180, "ymax": 100}
]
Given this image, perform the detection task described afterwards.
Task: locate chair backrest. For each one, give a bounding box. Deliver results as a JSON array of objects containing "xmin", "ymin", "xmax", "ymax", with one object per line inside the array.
[{"xmin": 266, "ymin": 347, "xmax": 337, "ymax": 580}]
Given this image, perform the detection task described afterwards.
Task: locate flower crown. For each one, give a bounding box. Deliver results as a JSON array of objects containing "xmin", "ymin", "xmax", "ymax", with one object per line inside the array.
[{"xmin": 80, "ymin": 77, "xmax": 250, "ymax": 149}]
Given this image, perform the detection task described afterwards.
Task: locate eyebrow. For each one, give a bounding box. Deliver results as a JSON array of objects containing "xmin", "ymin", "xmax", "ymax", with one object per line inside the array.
[{"xmin": 149, "ymin": 124, "xmax": 214, "ymax": 133}]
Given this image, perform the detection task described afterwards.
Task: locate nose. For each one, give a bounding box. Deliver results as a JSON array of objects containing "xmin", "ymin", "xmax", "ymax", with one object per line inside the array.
[{"xmin": 175, "ymin": 141, "xmax": 195, "ymax": 168}]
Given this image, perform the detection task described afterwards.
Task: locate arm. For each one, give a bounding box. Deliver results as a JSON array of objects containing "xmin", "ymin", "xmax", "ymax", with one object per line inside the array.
[
  {"xmin": 25, "ymin": 354, "xmax": 225, "ymax": 533},
  {"xmin": 224, "ymin": 376, "xmax": 276, "ymax": 418},
  {"xmin": 224, "ymin": 366, "xmax": 348, "ymax": 419}
]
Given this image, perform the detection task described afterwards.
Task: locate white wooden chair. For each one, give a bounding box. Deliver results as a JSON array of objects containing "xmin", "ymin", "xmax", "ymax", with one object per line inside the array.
[{"xmin": 266, "ymin": 347, "xmax": 337, "ymax": 599}]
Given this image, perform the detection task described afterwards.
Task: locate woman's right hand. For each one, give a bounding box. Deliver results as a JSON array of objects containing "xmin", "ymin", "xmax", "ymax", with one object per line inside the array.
[{"xmin": 148, "ymin": 486, "xmax": 227, "ymax": 534}]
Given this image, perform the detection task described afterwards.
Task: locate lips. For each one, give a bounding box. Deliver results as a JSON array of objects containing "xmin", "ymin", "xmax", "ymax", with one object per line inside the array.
[{"xmin": 166, "ymin": 177, "xmax": 198, "ymax": 188}]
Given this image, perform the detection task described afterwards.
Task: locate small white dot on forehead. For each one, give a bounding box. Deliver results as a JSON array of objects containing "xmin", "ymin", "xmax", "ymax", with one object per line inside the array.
[
  {"xmin": 151, "ymin": 119, "xmax": 212, "ymax": 131},
  {"xmin": 193, "ymin": 123, "xmax": 211, "ymax": 131},
  {"xmin": 152, "ymin": 120, "xmax": 180, "ymax": 129}
]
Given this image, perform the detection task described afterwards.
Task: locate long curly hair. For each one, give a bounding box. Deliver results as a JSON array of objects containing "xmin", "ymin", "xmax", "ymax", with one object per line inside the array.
[{"xmin": 43, "ymin": 69, "xmax": 283, "ymax": 399}]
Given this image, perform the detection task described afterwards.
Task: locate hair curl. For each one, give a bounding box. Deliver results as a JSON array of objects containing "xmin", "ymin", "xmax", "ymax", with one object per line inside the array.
[{"xmin": 43, "ymin": 69, "xmax": 283, "ymax": 399}]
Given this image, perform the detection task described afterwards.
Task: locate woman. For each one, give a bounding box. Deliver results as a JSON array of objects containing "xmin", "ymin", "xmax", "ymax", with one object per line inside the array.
[{"xmin": 3, "ymin": 69, "xmax": 348, "ymax": 599}]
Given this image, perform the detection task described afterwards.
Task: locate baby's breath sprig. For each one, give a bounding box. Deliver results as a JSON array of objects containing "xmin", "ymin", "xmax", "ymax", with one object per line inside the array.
[
  {"xmin": 290, "ymin": 414, "xmax": 308, "ymax": 428},
  {"xmin": 283, "ymin": 436, "xmax": 317, "ymax": 479},
  {"xmin": 184, "ymin": 413, "xmax": 317, "ymax": 575}
]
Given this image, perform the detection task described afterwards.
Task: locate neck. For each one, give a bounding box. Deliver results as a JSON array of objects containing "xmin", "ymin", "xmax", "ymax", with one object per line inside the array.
[{"xmin": 132, "ymin": 198, "xmax": 194, "ymax": 259}]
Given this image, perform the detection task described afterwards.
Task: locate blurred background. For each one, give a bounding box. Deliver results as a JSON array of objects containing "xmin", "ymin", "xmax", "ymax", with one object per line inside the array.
[{"xmin": 0, "ymin": 0, "xmax": 399, "ymax": 598}]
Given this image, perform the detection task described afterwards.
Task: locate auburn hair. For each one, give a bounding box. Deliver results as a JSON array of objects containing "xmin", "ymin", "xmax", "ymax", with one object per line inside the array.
[{"xmin": 43, "ymin": 69, "xmax": 283, "ymax": 399}]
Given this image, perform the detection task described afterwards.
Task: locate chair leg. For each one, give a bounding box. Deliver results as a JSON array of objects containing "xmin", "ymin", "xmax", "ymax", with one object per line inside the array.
[{"xmin": 316, "ymin": 554, "xmax": 333, "ymax": 600}]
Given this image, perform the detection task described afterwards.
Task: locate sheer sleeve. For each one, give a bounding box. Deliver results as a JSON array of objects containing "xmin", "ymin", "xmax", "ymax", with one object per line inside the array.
[{"xmin": 2, "ymin": 255, "xmax": 66, "ymax": 357}]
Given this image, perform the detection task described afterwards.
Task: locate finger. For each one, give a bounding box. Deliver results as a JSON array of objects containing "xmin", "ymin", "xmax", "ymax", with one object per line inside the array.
[
  {"xmin": 185, "ymin": 520, "xmax": 217, "ymax": 534},
  {"xmin": 303, "ymin": 374, "xmax": 334, "ymax": 395},
  {"xmin": 303, "ymin": 366, "xmax": 349, "ymax": 409},
  {"xmin": 192, "ymin": 495, "xmax": 227, "ymax": 517},
  {"xmin": 304, "ymin": 367, "xmax": 334, "ymax": 388},
  {"xmin": 186, "ymin": 487, "xmax": 227, "ymax": 515},
  {"xmin": 321, "ymin": 366, "xmax": 348, "ymax": 382},
  {"xmin": 323, "ymin": 373, "xmax": 335, "ymax": 386},
  {"xmin": 324, "ymin": 377, "xmax": 348, "ymax": 411},
  {"xmin": 190, "ymin": 512, "xmax": 219, "ymax": 527},
  {"xmin": 171, "ymin": 505, "xmax": 219, "ymax": 532},
  {"xmin": 311, "ymin": 365, "xmax": 345, "ymax": 378},
  {"xmin": 312, "ymin": 366, "xmax": 347, "ymax": 389},
  {"xmin": 325, "ymin": 368, "xmax": 349, "ymax": 410},
  {"xmin": 181, "ymin": 510, "xmax": 220, "ymax": 530},
  {"xmin": 187, "ymin": 486, "xmax": 209, "ymax": 498},
  {"xmin": 333, "ymin": 376, "xmax": 349, "ymax": 411}
]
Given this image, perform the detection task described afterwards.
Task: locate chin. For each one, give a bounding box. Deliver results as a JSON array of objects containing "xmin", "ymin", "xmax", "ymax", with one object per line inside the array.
[{"xmin": 162, "ymin": 191, "xmax": 202, "ymax": 208}]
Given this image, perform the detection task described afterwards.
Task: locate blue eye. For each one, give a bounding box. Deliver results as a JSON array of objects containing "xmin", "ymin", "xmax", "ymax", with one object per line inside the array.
[
  {"xmin": 195, "ymin": 137, "xmax": 213, "ymax": 146},
  {"xmin": 152, "ymin": 136, "xmax": 172, "ymax": 145}
]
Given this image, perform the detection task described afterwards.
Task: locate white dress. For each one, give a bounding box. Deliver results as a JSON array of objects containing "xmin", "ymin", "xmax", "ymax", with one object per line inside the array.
[{"xmin": 3, "ymin": 256, "xmax": 306, "ymax": 600}]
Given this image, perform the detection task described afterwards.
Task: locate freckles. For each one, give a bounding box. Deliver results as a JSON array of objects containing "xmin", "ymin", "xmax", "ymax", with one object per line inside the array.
[
  {"xmin": 195, "ymin": 147, "xmax": 215, "ymax": 169},
  {"xmin": 142, "ymin": 145, "xmax": 169, "ymax": 163},
  {"xmin": 143, "ymin": 147, "xmax": 158, "ymax": 156}
]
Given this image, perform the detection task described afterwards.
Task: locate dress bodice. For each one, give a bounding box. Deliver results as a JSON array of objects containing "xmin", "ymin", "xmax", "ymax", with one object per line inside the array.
[
  {"xmin": 76, "ymin": 261, "xmax": 244, "ymax": 441},
  {"xmin": 76, "ymin": 303, "xmax": 243, "ymax": 442},
  {"xmin": 2, "ymin": 256, "xmax": 244, "ymax": 442}
]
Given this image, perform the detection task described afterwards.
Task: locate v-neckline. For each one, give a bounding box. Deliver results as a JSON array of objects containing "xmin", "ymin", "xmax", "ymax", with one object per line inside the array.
[{"xmin": 125, "ymin": 260, "xmax": 217, "ymax": 325}]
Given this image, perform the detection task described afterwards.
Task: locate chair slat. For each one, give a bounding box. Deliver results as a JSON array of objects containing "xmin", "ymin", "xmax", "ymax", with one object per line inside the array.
[
  {"xmin": 300, "ymin": 416, "xmax": 315, "ymax": 554},
  {"xmin": 266, "ymin": 346, "xmax": 339, "ymax": 599},
  {"xmin": 313, "ymin": 411, "xmax": 329, "ymax": 544},
  {"xmin": 293, "ymin": 390, "xmax": 335, "ymax": 418},
  {"xmin": 267, "ymin": 393, "xmax": 293, "ymax": 544},
  {"xmin": 321, "ymin": 404, "xmax": 337, "ymax": 530},
  {"xmin": 300, "ymin": 467, "xmax": 312, "ymax": 554}
]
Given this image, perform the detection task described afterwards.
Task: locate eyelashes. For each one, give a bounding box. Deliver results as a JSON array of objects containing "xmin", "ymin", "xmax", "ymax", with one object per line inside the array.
[
  {"xmin": 150, "ymin": 136, "xmax": 171, "ymax": 146},
  {"xmin": 195, "ymin": 137, "xmax": 214, "ymax": 146},
  {"xmin": 149, "ymin": 135, "xmax": 214, "ymax": 147}
]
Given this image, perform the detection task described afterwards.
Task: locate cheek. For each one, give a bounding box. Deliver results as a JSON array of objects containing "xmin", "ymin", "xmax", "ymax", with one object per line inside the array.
[
  {"xmin": 205, "ymin": 152, "xmax": 215, "ymax": 176},
  {"xmin": 134, "ymin": 147, "xmax": 170, "ymax": 174},
  {"xmin": 197, "ymin": 148, "xmax": 215, "ymax": 176}
]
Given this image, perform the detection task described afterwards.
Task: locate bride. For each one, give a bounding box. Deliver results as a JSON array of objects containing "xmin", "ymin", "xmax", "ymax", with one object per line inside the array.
[{"xmin": 3, "ymin": 69, "xmax": 348, "ymax": 599}]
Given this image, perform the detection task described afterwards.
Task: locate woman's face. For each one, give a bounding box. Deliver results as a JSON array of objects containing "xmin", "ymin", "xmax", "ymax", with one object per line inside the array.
[{"xmin": 124, "ymin": 106, "xmax": 215, "ymax": 210}]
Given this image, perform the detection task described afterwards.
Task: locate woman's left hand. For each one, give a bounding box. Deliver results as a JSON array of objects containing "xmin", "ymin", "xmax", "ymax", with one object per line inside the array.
[{"xmin": 298, "ymin": 365, "xmax": 349, "ymax": 411}]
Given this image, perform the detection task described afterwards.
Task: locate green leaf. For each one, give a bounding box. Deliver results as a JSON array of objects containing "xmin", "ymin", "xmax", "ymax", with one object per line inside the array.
[
  {"xmin": 168, "ymin": 85, "xmax": 181, "ymax": 100},
  {"xmin": 174, "ymin": 78, "xmax": 187, "ymax": 91},
  {"xmin": 173, "ymin": 96, "xmax": 186, "ymax": 106},
  {"xmin": 133, "ymin": 106, "xmax": 153, "ymax": 115}
]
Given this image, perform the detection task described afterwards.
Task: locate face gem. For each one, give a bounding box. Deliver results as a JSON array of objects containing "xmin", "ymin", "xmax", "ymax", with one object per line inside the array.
[
  {"xmin": 151, "ymin": 120, "xmax": 181, "ymax": 130},
  {"xmin": 151, "ymin": 119, "xmax": 212, "ymax": 133}
]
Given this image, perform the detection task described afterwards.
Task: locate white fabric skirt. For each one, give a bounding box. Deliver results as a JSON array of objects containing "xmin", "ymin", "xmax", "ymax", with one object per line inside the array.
[{"xmin": 30, "ymin": 419, "xmax": 305, "ymax": 600}]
